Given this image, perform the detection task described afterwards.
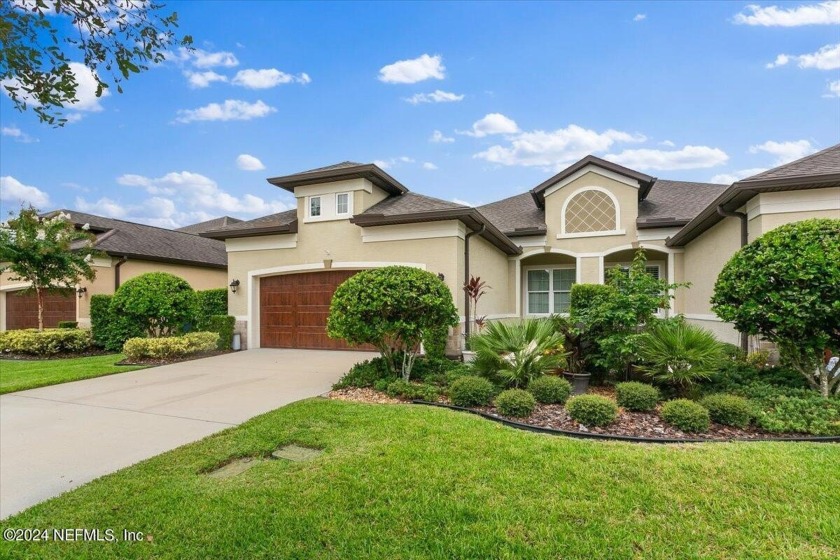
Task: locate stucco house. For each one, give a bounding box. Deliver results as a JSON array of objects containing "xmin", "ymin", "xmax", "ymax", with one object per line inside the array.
[
  {"xmin": 0, "ymin": 211, "xmax": 228, "ymax": 330},
  {"xmin": 202, "ymin": 144, "xmax": 839, "ymax": 352}
]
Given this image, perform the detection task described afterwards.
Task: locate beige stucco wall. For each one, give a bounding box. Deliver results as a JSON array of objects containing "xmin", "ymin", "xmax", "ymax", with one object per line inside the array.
[{"xmin": 461, "ymin": 233, "xmax": 514, "ymax": 318}]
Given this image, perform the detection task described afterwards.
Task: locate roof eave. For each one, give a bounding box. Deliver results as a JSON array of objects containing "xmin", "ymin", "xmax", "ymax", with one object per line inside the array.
[
  {"xmin": 200, "ymin": 220, "xmax": 299, "ymax": 240},
  {"xmin": 267, "ymin": 164, "xmax": 409, "ymax": 195},
  {"xmin": 102, "ymin": 251, "xmax": 227, "ymax": 270}
]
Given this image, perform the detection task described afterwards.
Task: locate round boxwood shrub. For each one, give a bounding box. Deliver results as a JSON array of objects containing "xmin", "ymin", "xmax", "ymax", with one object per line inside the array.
[
  {"xmin": 660, "ymin": 399, "xmax": 711, "ymax": 433},
  {"xmin": 699, "ymin": 394, "xmax": 753, "ymax": 428},
  {"xmin": 565, "ymin": 395, "xmax": 618, "ymax": 427},
  {"xmin": 615, "ymin": 381, "xmax": 660, "ymax": 412},
  {"xmin": 495, "ymin": 389, "xmax": 536, "ymax": 418},
  {"xmin": 110, "ymin": 272, "xmax": 195, "ymax": 338},
  {"xmin": 528, "ymin": 376, "xmax": 572, "ymax": 404},
  {"xmin": 449, "ymin": 375, "xmax": 496, "ymax": 407}
]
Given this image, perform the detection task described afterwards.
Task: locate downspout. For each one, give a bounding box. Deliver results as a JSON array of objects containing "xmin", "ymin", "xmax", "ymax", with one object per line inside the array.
[
  {"xmin": 716, "ymin": 206, "xmax": 749, "ymax": 352},
  {"xmin": 114, "ymin": 256, "xmax": 128, "ymax": 291},
  {"xmin": 463, "ymin": 224, "xmax": 486, "ymax": 345}
]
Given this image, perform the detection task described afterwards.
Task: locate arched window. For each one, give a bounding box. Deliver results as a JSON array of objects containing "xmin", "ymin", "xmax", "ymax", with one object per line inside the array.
[{"xmin": 562, "ymin": 188, "xmax": 619, "ymax": 235}]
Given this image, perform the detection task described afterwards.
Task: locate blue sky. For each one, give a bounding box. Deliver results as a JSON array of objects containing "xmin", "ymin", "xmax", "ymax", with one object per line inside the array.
[{"xmin": 1, "ymin": 1, "xmax": 838, "ymax": 228}]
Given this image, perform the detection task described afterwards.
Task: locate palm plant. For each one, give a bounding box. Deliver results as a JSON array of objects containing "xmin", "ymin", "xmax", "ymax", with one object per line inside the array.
[
  {"xmin": 471, "ymin": 319, "xmax": 567, "ymax": 388},
  {"xmin": 637, "ymin": 320, "xmax": 725, "ymax": 391}
]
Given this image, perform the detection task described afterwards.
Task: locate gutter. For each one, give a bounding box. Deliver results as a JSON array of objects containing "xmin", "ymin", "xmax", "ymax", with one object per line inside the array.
[
  {"xmin": 114, "ymin": 256, "xmax": 128, "ymax": 291},
  {"xmin": 463, "ymin": 225, "xmax": 486, "ymax": 343},
  {"xmin": 715, "ymin": 206, "xmax": 749, "ymax": 352}
]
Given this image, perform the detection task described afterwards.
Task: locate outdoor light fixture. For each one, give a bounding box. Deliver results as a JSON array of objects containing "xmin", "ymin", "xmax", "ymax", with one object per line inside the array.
[
  {"xmin": 229, "ymin": 279, "xmax": 240, "ymax": 294},
  {"xmin": 438, "ymin": 273, "xmax": 445, "ymax": 281},
  {"xmin": 76, "ymin": 286, "xmax": 87, "ymax": 298}
]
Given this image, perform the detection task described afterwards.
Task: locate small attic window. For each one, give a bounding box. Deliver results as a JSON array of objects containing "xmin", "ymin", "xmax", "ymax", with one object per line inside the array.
[
  {"xmin": 336, "ymin": 193, "xmax": 349, "ymax": 215},
  {"xmin": 559, "ymin": 187, "xmax": 623, "ymax": 238},
  {"xmin": 309, "ymin": 196, "xmax": 321, "ymax": 217}
]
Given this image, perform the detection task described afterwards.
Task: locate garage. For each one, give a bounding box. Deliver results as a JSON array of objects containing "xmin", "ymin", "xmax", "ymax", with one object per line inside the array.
[
  {"xmin": 5, "ymin": 289, "xmax": 76, "ymax": 330},
  {"xmin": 259, "ymin": 270, "xmax": 371, "ymax": 350}
]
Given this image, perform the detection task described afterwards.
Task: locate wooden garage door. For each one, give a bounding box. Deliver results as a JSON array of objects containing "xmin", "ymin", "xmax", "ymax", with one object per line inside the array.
[
  {"xmin": 260, "ymin": 270, "xmax": 372, "ymax": 350},
  {"xmin": 5, "ymin": 289, "xmax": 76, "ymax": 330}
]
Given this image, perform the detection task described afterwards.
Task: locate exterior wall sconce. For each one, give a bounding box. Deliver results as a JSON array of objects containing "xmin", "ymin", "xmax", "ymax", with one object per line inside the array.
[
  {"xmin": 437, "ymin": 273, "xmax": 445, "ymax": 281},
  {"xmin": 229, "ymin": 279, "xmax": 240, "ymax": 294},
  {"xmin": 76, "ymin": 286, "xmax": 87, "ymax": 298}
]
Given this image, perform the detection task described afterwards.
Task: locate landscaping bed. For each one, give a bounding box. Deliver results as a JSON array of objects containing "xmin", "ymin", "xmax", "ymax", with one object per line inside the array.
[{"xmin": 116, "ymin": 349, "xmax": 232, "ymax": 367}]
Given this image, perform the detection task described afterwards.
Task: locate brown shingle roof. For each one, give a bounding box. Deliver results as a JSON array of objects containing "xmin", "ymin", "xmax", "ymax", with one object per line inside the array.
[
  {"xmin": 638, "ymin": 180, "xmax": 728, "ymax": 227},
  {"xmin": 477, "ymin": 193, "xmax": 546, "ymax": 236},
  {"xmin": 200, "ymin": 209, "xmax": 298, "ymax": 239},
  {"xmin": 56, "ymin": 210, "xmax": 227, "ymax": 268},
  {"xmin": 176, "ymin": 216, "xmax": 242, "ymax": 235},
  {"xmin": 267, "ymin": 162, "xmax": 408, "ymax": 195},
  {"xmin": 741, "ymin": 144, "xmax": 840, "ymax": 183},
  {"xmin": 359, "ymin": 192, "xmax": 468, "ymax": 216}
]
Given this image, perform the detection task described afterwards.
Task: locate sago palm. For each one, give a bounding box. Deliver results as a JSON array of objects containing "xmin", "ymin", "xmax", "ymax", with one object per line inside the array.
[{"xmin": 637, "ymin": 320, "xmax": 724, "ymax": 390}]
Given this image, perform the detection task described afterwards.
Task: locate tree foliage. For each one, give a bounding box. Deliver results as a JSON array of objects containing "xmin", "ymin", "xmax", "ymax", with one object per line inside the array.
[
  {"xmin": 711, "ymin": 218, "xmax": 840, "ymax": 397},
  {"xmin": 327, "ymin": 266, "xmax": 458, "ymax": 380},
  {"xmin": 110, "ymin": 272, "xmax": 195, "ymax": 338},
  {"xmin": 0, "ymin": 0, "xmax": 191, "ymax": 125},
  {"xmin": 0, "ymin": 207, "xmax": 97, "ymax": 330}
]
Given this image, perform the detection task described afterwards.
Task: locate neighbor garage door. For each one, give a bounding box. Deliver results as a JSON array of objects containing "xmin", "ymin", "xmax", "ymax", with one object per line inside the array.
[
  {"xmin": 260, "ymin": 270, "xmax": 372, "ymax": 350},
  {"xmin": 5, "ymin": 289, "xmax": 76, "ymax": 330}
]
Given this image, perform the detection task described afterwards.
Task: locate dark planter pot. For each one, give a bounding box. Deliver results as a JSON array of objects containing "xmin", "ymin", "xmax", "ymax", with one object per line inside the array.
[{"xmin": 562, "ymin": 372, "xmax": 591, "ymax": 395}]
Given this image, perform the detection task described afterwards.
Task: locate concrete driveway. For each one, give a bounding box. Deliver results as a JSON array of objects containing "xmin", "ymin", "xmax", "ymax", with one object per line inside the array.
[{"xmin": 0, "ymin": 349, "xmax": 373, "ymax": 518}]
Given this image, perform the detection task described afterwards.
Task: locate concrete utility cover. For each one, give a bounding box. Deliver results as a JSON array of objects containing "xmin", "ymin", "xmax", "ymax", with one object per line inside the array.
[
  {"xmin": 271, "ymin": 444, "xmax": 323, "ymax": 462},
  {"xmin": 206, "ymin": 457, "xmax": 263, "ymax": 479}
]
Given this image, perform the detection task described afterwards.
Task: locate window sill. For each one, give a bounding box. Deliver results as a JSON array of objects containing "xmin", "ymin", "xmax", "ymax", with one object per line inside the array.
[{"xmin": 556, "ymin": 229, "xmax": 626, "ymax": 240}]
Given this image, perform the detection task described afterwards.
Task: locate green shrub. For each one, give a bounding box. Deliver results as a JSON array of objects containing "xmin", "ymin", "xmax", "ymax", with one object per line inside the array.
[
  {"xmin": 57, "ymin": 321, "xmax": 78, "ymax": 329},
  {"xmin": 327, "ymin": 266, "xmax": 458, "ymax": 381},
  {"xmin": 423, "ymin": 324, "xmax": 449, "ymax": 360},
  {"xmin": 470, "ymin": 319, "xmax": 566, "ymax": 388},
  {"xmin": 449, "ymin": 375, "xmax": 496, "ymax": 407},
  {"xmin": 753, "ymin": 395, "xmax": 840, "ymax": 436},
  {"xmin": 660, "ymin": 399, "xmax": 711, "ymax": 433},
  {"xmin": 385, "ymin": 380, "xmax": 439, "ymax": 402},
  {"xmin": 637, "ymin": 320, "xmax": 725, "ymax": 390},
  {"xmin": 565, "ymin": 395, "xmax": 618, "ymax": 427},
  {"xmin": 205, "ymin": 315, "xmax": 235, "ymax": 350},
  {"xmin": 495, "ymin": 388, "xmax": 536, "ymax": 418},
  {"xmin": 569, "ymin": 283, "xmax": 615, "ymax": 316},
  {"xmin": 615, "ymin": 381, "xmax": 660, "ymax": 412},
  {"xmin": 122, "ymin": 332, "xmax": 219, "ymax": 361},
  {"xmin": 699, "ymin": 394, "xmax": 753, "ymax": 428},
  {"xmin": 194, "ymin": 289, "xmax": 227, "ymax": 329},
  {"xmin": 333, "ymin": 357, "xmax": 396, "ymax": 389},
  {"xmin": 110, "ymin": 272, "xmax": 195, "ymax": 338},
  {"xmin": 0, "ymin": 328, "xmax": 92, "ymax": 355},
  {"xmin": 528, "ymin": 376, "xmax": 572, "ymax": 404},
  {"xmin": 90, "ymin": 294, "xmax": 126, "ymax": 349}
]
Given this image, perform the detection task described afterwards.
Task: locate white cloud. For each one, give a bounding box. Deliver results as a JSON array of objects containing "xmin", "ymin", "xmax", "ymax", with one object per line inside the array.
[
  {"xmin": 475, "ymin": 124, "xmax": 645, "ymax": 168},
  {"xmin": 767, "ymin": 43, "xmax": 840, "ymax": 69},
  {"xmin": 378, "ymin": 54, "xmax": 445, "ymax": 84},
  {"xmin": 0, "ymin": 176, "xmax": 50, "ymax": 207},
  {"xmin": 748, "ymin": 139, "xmax": 816, "ymax": 164},
  {"xmin": 179, "ymin": 47, "xmax": 239, "ymax": 68},
  {"xmin": 459, "ymin": 113, "xmax": 520, "ymax": 138},
  {"xmin": 231, "ymin": 68, "xmax": 311, "ymax": 89},
  {"xmin": 430, "ymin": 130, "xmax": 455, "ymax": 143},
  {"xmin": 734, "ymin": 1, "xmax": 840, "ymax": 26},
  {"xmin": 422, "ymin": 162, "xmax": 438, "ymax": 170},
  {"xmin": 74, "ymin": 196, "xmax": 129, "ymax": 218},
  {"xmin": 236, "ymin": 154, "xmax": 265, "ymax": 171},
  {"xmin": 1, "ymin": 125, "xmax": 37, "ymax": 143},
  {"xmin": 2, "ymin": 62, "xmax": 108, "ymax": 114},
  {"xmin": 659, "ymin": 139, "xmax": 675, "ymax": 147},
  {"xmin": 825, "ymin": 79, "xmax": 840, "ymax": 97},
  {"xmin": 710, "ymin": 168, "xmax": 768, "ymax": 184},
  {"xmin": 372, "ymin": 159, "xmax": 390, "ymax": 169},
  {"xmin": 605, "ymin": 145, "xmax": 729, "ymax": 170},
  {"xmin": 404, "ymin": 90, "xmax": 464, "ymax": 104},
  {"xmin": 175, "ymin": 99, "xmax": 276, "ymax": 123},
  {"xmin": 184, "ymin": 70, "xmax": 228, "ymax": 88},
  {"xmin": 633, "ymin": 14, "xmax": 647, "ymax": 22}
]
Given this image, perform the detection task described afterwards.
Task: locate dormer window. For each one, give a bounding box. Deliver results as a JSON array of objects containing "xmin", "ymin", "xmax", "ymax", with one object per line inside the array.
[
  {"xmin": 558, "ymin": 186, "xmax": 625, "ymax": 238},
  {"xmin": 336, "ymin": 193, "xmax": 349, "ymax": 215},
  {"xmin": 309, "ymin": 196, "xmax": 321, "ymax": 217}
]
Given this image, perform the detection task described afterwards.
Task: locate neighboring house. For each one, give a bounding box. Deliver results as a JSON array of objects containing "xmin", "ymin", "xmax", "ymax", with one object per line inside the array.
[
  {"xmin": 203, "ymin": 146, "xmax": 840, "ymax": 352},
  {"xmin": 175, "ymin": 216, "xmax": 243, "ymax": 235},
  {"xmin": 0, "ymin": 211, "xmax": 229, "ymax": 330}
]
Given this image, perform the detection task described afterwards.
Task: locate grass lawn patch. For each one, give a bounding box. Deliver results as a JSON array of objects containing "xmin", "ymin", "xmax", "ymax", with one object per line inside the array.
[
  {"xmin": 1, "ymin": 399, "xmax": 838, "ymax": 559},
  {"xmin": 0, "ymin": 354, "xmax": 144, "ymax": 394}
]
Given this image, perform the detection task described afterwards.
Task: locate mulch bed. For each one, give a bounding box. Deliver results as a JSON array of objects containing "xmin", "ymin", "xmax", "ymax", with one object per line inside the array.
[
  {"xmin": 326, "ymin": 386, "xmax": 817, "ymax": 441},
  {"xmin": 116, "ymin": 349, "xmax": 232, "ymax": 366},
  {"xmin": 0, "ymin": 349, "xmax": 113, "ymax": 360}
]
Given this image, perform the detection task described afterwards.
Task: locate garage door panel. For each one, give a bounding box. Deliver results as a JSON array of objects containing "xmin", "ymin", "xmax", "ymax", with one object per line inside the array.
[
  {"xmin": 259, "ymin": 270, "xmax": 371, "ymax": 350},
  {"xmin": 5, "ymin": 289, "xmax": 76, "ymax": 330}
]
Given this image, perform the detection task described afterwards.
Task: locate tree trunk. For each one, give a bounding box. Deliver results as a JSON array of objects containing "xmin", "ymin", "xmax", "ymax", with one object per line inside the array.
[{"xmin": 35, "ymin": 286, "xmax": 44, "ymax": 332}]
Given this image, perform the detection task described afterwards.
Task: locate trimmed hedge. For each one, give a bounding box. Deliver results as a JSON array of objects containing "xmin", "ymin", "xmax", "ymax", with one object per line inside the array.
[
  {"xmin": 90, "ymin": 293, "xmax": 145, "ymax": 351},
  {"xmin": 194, "ymin": 289, "xmax": 228, "ymax": 329},
  {"xmin": 57, "ymin": 321, "xmax": 78, "ymax": 329},
  {"xmin": 449, "ymin": 375, "xmax": 496, "ymax": 407},
  {"xmin": 660, "ymin": 399, "xmax": 710, "ymax": 433},
  {"xmin": 528, "ymin": 376, "xmax": 572, "ymax": 404},
  {"xmin": 495, "ymin": 388, "xmax": 536, "ymax": 418},
  {"xmin": 569, "ymin": 283, "xmax": 615, "ymax": 316},
  {"xmin": 122, "ymin": 332, "xmax": 219, "ymax": 361},
  {"xmin": 0, "ymin": 328, "xmax": 92, "ymax": 355},
  {"xmin": 205, "ymin": 315, "xmax": 235, "ymax": 350},
  {"xmin": 385, "ymin": 380, "xmax": 440, "ymax": 402},
  {"xmin": 699, "ymin": 394, "xmax": 753, "ymax": 429},
  {"xmin": 615, "ymin": 381, "xmax": 660, "ymax": 412},
  {"xmin": 565, "ymin": 394, "xmax": 618, "ymax": 427},
  {"xmin": 423, "ymin": 325, "xmax": 449, "ymax": 361}
]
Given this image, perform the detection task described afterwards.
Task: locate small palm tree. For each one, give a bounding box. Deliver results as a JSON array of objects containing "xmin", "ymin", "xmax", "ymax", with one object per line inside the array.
[
  {"xmin": 637, "ymin": 320, "xmax": 724, "ymax": 391},
  {"xmin": 471, "ymin": 319, "xmax": 567, "ymax": 388}
]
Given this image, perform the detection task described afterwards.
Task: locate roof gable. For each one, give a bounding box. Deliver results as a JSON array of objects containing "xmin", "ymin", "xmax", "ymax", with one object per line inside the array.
[{"xmin": 267, "ymin": 162, "xmax": 409, "ymax": 196}]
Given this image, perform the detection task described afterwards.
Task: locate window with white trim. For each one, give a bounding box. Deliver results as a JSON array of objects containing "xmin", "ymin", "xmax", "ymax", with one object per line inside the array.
[
  {"xmin": 309, "ymin": 196, "xmax": 321, "ymax": 218},
  {"xmin": 605, "ymin": 264, "xmax": 661, "ymax": 280},
  {"xmin": 336, "ymin": 192, "xmax": 350, "ymax": 215},
  {"xmin": 526, "ymin": 268, "xmax": 575, "ymax": 315}
]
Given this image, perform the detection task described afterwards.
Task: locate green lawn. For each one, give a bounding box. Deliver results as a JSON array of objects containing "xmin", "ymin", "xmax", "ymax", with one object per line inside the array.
[
  {"xmin": 1, "ymin": 399, "xmax": 838, "ymax": 559},
  {"xmin": 0, "ymin": 354, "xmax": 143, "ymax": 394}
]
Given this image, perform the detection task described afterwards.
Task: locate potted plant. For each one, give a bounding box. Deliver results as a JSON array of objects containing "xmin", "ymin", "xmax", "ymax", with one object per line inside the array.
[{"xmin": 462, "ymin": 276, "xmax": 489, "ymax": 362}]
